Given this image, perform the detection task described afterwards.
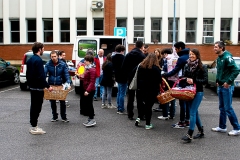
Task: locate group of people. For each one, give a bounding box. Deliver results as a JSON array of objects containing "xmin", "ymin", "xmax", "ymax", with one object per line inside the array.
[{"xmin": 27, "ymin": 40, "xmax": 240, "ymax": 143}]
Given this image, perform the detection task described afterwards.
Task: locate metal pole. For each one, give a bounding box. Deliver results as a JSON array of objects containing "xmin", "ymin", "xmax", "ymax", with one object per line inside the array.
[{"xmin": 173, "ymin": 0, "xmax": 176, "ymax": 47}]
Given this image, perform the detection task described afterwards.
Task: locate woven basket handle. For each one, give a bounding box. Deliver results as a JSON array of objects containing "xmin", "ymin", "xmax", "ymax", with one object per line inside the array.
[
  {"xmin": 172, "ymin": 78, "xmax": 196, "ymax": 90},
  {"xmin": 160, "ymin": 78, "xmax": 171, "ymax": 93}
]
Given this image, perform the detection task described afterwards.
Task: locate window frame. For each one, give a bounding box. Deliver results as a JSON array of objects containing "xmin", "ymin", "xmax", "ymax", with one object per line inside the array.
[
  {"xmin": 220, "ymin": 18, "xmax": 231, "ymax": 42},
  {"xmin": 10, "ymin": 19, "xmax": 20, "ymax": 43},
  {"xmin": 133, "ymin": 18, "xmax": 144, "ymax": 43},
  {"xmin": 151, "ymin": 18, "xmax": 161, "ymax": 43},
  {"xmin": 60, "ymin": 18, "xmax": 70, "ymax": 42},
  {"xmin": 43, "ymin": 19, "xmax": 53, "ymax": 43},
  {"xmin": 186, "ymin": 18, "xmax": 197, "ymax": 43},
  {"xmin": 203, "ymin": 19, "xmax": 214, "ymax": 36},
  {"xmin": 93, "ymin": 19, "xmax": 104, "ymax": 35},
  {"xmin": 76, "ymin": 19, "xmax": 87, "ymax": 36},
  {"xmin": 168, "ymin": 18, "xmax": 179, "ymax": 43},
  {"xmin": 0, "ymin": 20, "xmax": 3, "ymax": 43},
  {"xmin": 27, "ymin": 19, "xmax": 36, "ymax": 43}
]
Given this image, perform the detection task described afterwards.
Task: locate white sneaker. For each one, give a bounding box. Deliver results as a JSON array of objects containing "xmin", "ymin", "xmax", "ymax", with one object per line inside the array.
[
  {"xmin": 228, "ymin": 130, "xmax": 240, "ymax": 136},
  {"xmin": 108, "ymin": 104, "xmax": 117, "ymax": 109},
  {"xmin": 101, "ymin": 104, "xmax": 108, "ymax": 109},
  {"xmin": 29, "ymin": 126, "xmax": 46, "ymax": 135},
  {"xmin": 211, "ymin": 127, "xmax": 227, "ymax": 133},
  {"xmin": 157, "ymin": 116, "xmax": 169, "ymax": 120}
]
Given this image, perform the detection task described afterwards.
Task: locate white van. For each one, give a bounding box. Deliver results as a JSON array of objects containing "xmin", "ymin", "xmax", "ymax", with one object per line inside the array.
[{"xmin": 71, "ymin": 36, "xmax": 128, "ymax": 94}]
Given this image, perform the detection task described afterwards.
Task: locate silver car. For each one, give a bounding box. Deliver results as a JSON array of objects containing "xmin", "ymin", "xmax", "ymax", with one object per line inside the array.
[{"xmin": 208, "ymin": 57, "xmax": 240, "ymax": 88}]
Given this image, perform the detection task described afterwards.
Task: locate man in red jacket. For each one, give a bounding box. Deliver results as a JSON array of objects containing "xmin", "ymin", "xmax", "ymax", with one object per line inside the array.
[{"xmin": 93, "ymin": 49, "xmax": 106, "ymax": 101}]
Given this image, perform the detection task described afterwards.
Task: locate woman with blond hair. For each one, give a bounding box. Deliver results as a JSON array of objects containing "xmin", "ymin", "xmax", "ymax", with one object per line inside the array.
[{"xmin": 135, "ymin": 53, "xmax": 162, "ymax": 129}]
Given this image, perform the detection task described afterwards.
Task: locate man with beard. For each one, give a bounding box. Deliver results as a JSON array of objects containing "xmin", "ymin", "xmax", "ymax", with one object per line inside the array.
[{"xmin": 27, "ymin": 42, "xmax": 52, "ymax": 135}]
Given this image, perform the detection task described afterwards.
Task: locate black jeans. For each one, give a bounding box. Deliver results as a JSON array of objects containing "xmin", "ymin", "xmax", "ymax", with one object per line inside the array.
[
  {"xmin": 30, "ymin": 90, "xmax": 44, "ymax": 127},
  {"xmin": 127, "ymin": 89, "xmax": 136, "ymax": 118},
  {"xmin": 79, "ymin": 80, "xmax": 85, "ymax": 114},
  {"xmin": 82, "ymin": 90, "xmax": 95, "ymax": 119},
  {"xmin": 136, "ymin": 90, "xmax": 145, "ymax": 119},
  {"xmin": 179, "ymin": 100, "xmax": 190, "ymax": 122},
  {"xmin": 50, "ymin": 100, "xmax": 67, "ymax": 119}
]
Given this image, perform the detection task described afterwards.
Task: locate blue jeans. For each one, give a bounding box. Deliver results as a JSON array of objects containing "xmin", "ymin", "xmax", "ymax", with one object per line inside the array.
[
  {"xmin": 117, "ymin": 83, "xmax": 127, "ymax": 112},
  {"xmin": 189, "ymin": 92, "xmax": 203, "ymax": 131},
  {"xmin": 218, "ymin": 86, "xmax": 240, "ymax": 130},
  {"xmin": 102, "ymin": 86, "xmax": 113, "ymax": 104},
  {"xmin": 94, "ymin": 75, "xmax": 103, "ymax": 98}
]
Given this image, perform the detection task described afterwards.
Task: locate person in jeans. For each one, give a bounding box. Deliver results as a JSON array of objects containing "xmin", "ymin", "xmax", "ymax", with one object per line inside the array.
[
  {"xmin": 122, "ymin": 41, "xmax": 145, "ymax": 120},
  {"xmin": 211, "ymin": 41, "xmax": 240, "ymax": 136},
  {"xmin": 27, "ymin": 42, "xmax": 52, "ymax": 135},
  {"xmin": 93, "ymin": 49, "xmax": 106, "ymax": 101},
  {"xmin": 45, "ymin": 51, "xmax": 71, "ymax": 123},
  {"xmin": 82, "ymin": 55, "xmax": 97, "ymax": 127},
  {"xmin": 112, "ymin": 45, "xmax": 128, "ymax": 115},
  {"xmin": 181, "ymin": 48, "xmax": 208, "ymax": 143},
  {"xmin": 135, "ymin": 53, "xmax": 162, "ymax": 129},
  {"xmin": 100, "ymin": 53, "xmax": 116, "ymax": 109},
  {"xmin": 162, "ymin": 41, "xmax": 190, "ymax": 128}
]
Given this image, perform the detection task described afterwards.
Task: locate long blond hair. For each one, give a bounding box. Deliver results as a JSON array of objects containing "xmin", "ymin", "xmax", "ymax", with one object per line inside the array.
[{"xmin": 140, "ymin": 53, "xmax": 161, "ymax": 69}]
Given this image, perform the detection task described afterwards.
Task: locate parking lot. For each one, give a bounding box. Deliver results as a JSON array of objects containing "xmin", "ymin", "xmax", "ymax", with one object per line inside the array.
[{"xmin": 0, "ymin": 83, "xmax": 240, "ymax": 160}]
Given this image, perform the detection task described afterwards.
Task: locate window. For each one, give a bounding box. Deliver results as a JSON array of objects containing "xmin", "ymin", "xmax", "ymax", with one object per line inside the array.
[
  {"xmin": 0, "ymin": 20, "xmax": 3, "ymax": 43},
  {"xmin": 94, "ymin": 19, "xmax": 103, "ymax": 35},
  {"xmin": 220, "ymin": 19, "xmax": 231, "ymax": 42},
  {"xmin": 203, "ymin": 19, "xmax": 214, "ymax": 36},
  {"xmin": 151, "ymin": 19, "xmax": 161, "ymax": 43},
  {"xmin": 60, "ymin": 19, "xmax": 70, "ymax": 42},
  {"xmin": 186, "ymin": 18, "xmax": 196, "ymax": 43},
  {"xmin": 133, "ymin": 19, "xmax": 144, "ymax": 42},
  {"xmin": 27, "ymin": 19, "xmax": 36, "ymax": 43},
  {"xmin": 117, "ymin": 19, "xmax": 127, "ymax": 35},
  {"xmin": 168, "ymin": 18, "xmax": 179, "ymax": 43},
  {"xmin": 10, "ymin": 20, "xmax": 20, "ymax": 43},
  {"xmin": 238, "ymin": 19, "xmax": 240, "ymax": 43},
  {"xmin": 77, "ymin": 19, "xmax": 87, "ymax": 36},
  {"xmin": 43, "ymin": 19, "xmax": 53, "ymax": 42}
]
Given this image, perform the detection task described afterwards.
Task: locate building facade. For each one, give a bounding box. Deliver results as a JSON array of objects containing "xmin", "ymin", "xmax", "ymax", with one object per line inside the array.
[{"xmin": 0, "ymin": 0, "xmax": 240, "ymax": 63}]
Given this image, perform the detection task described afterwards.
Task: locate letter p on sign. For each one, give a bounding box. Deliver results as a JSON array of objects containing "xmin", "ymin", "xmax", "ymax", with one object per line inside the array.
[{"xmin": 114, "ymin": 27, "xmax": 126, "ymax": 37}]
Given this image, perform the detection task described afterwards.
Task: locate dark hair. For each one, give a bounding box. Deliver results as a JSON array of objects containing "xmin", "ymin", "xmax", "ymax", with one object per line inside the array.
[
  {"xmin": 57, "ymin": 50, "xmax": 65, "ymax": 56},
  {"xmin": 140, "ymin": 53, "xmax": 161, "ymax": 69},
  {"xmin": 215, "ymin": 41, "xmax": 225, "ymax": 51},
  {"xmin": 174, "ymin": 41, "xmax": 185, "ymax": 49},
  {"xmin": 115, "ymin": 44, "xmax": 125, "ymax": 52},
  {"xmin": 50, "ymin": 50, "xmax": 58, "ymax": 57},
  {"xmin": 135, "ymin": 40, "xmax": 144, "ymax": 49},
  {"xmin": 102, "ymin": 53, "xmax": 112, "ymax": 70},
  {"xmin": 32, "ymin": 42, "xmax": 44, "ymax": 54},
  {"xmin": 84, "ymin": 55, "xmax": 94, "ymax": 63},
  {"xmin": 161, "ymin": 48, "xmax": 172, "ymax": 55},
  {"xmin": 144, "ymin": 44, "xmax": 149, "ymax": 49},
  {"xmin": 190, "ymin": 48, "xmax": 203, "ymax": 70}
]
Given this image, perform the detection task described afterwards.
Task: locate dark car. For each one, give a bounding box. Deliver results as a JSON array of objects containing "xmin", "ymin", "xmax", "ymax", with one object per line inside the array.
[{"xmin": 0, "ymin": 57, "xmax": 20, "ymax": 84}]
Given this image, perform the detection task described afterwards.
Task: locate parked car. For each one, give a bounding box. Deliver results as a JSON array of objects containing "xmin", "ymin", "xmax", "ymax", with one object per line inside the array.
[
  {"xmin": 19, "ymin": 51, "xmax": 51, "ymax": 90},
  {"xmin": 0, "ymin": 57, "xmax": 20, "ymax": 84},
  {"xmin": 207, "ymin": 57, "xmax": 240, "ymax": 89}
]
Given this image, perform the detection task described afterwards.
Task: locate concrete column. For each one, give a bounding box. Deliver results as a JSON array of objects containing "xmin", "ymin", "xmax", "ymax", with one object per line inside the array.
[
  {"xmin": 53, "ymin": 0, "xmax": 59, "ymax": 43},
  {"xmin": 36, "ymin": 0, "xmax": 43, "ymax": 42},
  {"xmin": 20, "ymin": 0, "xmax": 26, "ymax": 44},
  {"xmin": 144, "ymin": 0, "xmax": 151, "ymax": 43},
  {"xmin": 161, "ymin": 0, "xmax": 168, "ymax": 44},
  {"xmin": 179, "ymin": 0, "xmax": 186, "ymax": 42},
  {"xmin": 127, "ymin": 0, "xmax": 133, "ymax": 43},
  {"xmin": 70, "ymin": 0, "xmax": 76, "ymax": 43},
  {"xmin": 214, "ymin": 0, "xmax": 221, "ymax": 42},
  {"xmin": 231, "ymin": 0, "xmax": 239, "ymax": 44},
  {"xmin": 87, "ymin": 0, "xmax": 93, "ymax": 36},
  {"xmin": 3, "ymin": 0, "xmax": 10, "ymax": 44},
  {"xmin": 196, "ymin": 0, "xmax": 203, "ymax": 44}
]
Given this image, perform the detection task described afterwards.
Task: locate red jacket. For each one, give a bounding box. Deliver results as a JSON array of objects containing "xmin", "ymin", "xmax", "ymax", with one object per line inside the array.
[
  {"xmin": 94, "ymin": 55, "xmax": 106, "ymax": 77},
  {"xmin": 83, "ymin": 67, "xmax": 97, "ymax": 92}
]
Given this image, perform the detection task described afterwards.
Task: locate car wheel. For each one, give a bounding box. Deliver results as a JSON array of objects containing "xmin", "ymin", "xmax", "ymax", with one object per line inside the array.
[
  {"xmin": 75, "ymin": 86, "xmax": 80, "ymax": 94},
  {"xmin": 13, "ymin": 72, "xmax": 20, "ymax": 84},
  {"xmin": 20, "ymin": 82, "xmax": 28, "ymax": 90}
]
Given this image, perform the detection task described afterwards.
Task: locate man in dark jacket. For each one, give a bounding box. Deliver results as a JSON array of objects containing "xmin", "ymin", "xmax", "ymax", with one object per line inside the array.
[
  {"xmin": 122, "ymin": 41, "xmax": 145, "ymax": 120},
  {"xmin": 163, "ymin": 41, "xmax": 190, "ymax": 128},
  {"xmin": 27, "ymin": 42, "xmax": 52, "ymax": 135},
  {"xmin": 45, "ymin": 51, "xmax": 71, "ymax": 123},
  {"xmin": 112, "ymin": 44, "xmax": 128, "ymax": 114}
]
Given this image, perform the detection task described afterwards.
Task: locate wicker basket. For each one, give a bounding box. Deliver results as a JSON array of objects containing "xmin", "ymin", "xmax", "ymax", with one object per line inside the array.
[
  {"xmin": 44, "ymin": 85, "xmax": 71, "ymax": 100},
  {"xmin": 157, "ymin": 78, "xmax": 175, "ymax": 104}
]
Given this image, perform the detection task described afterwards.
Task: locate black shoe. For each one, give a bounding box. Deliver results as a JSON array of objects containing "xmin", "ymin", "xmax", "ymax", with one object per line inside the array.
[
  {"xmin": 181, "ymin": 134, "xmax": 192, "ymax": 143},
  {"xmin": 51, "ymin": 118, "xmax": 58, "ymax": 122},
  {"xmin": 193, "ymin": 132, "xmax": 204, "ymax": 139},
  {"xmin": 140, "ymin": 117, "xmax": 146, "ymax": 121},
  {"xmin": 62, "ymin": 118, "xmax": 70, "ymax": 122},
  {"xmin": 93, "ymin": 97, "xmax": 98, "ymax": 101},
  {"xmin": 128, "ymin": 117, "xmax": 135, "ymax": 120},
  {"xmin": 153, "ymin": 108, "xmax": 162, "ymax": 112}
]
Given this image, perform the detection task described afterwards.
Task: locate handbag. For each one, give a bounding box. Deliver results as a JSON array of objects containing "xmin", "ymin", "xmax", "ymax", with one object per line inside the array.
[
  {"xmin": 129, "ymin": 64, "xmax": 140, "ymax": 90},
  {"xmin": 170, "ymin": 78, "xmax": 196, "ymax": 101},
  {"xmin": 157, "ymin": 78, "xmax": 175, "ymax": 104}
]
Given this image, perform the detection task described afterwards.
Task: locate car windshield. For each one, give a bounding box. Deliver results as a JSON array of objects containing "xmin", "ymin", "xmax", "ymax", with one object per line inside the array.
[
  {"xmin": 235, "ymin": 59, "xmax": 240, "ymax": 69},
  {"xmin": 25, "ymin": 52, "xmax": 50, "ymax": 65}
]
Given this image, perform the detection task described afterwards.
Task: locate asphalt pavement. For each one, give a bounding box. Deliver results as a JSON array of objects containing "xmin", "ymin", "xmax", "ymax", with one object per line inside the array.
[{"xmin": 0, "ymin": 84, "xmax": 240, "ymax": 160}]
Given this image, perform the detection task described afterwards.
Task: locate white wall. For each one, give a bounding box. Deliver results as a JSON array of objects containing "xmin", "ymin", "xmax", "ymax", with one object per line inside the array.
[
  {"xmin": 133, "ymin": 0, "xmax": 145, "ymax": 17},
  {"xmin": 151, "ymin": 0, "xmax": 163, "ymax": 17},
  {"xmin": 203, "ymin": 0, "xmax": 215, "ymax": 18},
  {"xmin": 42, "ymin": 0, "xmax": 53, "ymax": 18},
  {"xmin": 221, "ymin": 0, "xmax": 233, "ymax": 17},
  {"xmin": 59, "ymin": 0, "xmax": 70, "ymax": 18},
  {"xmin": 25, "ymin": 0, "xmax": 36, "ymax": 18},
  {"xmin": 116, "ymin": 0, "xmax": 128, "ymax": 17},
  {"xmin": 0, "ymin": 0, "xmax": 3, "ymax": 18},
  {"xmin": 9, "ymin": 0, "xmax": 19, "ymax": 18},
  {"xmin": 185, "ymin": 0, "xmax": 198, "ymax": 17},
  {"xmin": 76, "ymin": 0, "xmax": 87, "ymax": 17}
]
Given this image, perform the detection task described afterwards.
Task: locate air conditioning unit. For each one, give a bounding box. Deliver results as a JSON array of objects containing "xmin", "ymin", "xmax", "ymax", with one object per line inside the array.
[
  {"xmin": 137, "ymin": 37, "xmax": 145, "ymax": 43},
  {"xmin": 203, "ymin": 36, "xmax": 214, "ymax": 44},
  {"xmin": 92, "ymin": 0, "xmax": 104, "ymax": 11}
]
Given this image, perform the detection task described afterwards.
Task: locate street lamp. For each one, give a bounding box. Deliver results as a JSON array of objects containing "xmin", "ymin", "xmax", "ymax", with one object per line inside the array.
[{"xmin": 173, "ymin": 0, "xmax": 176, "ymax": 47}]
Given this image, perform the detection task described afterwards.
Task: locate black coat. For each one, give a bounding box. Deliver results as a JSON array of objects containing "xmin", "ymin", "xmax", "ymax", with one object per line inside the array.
[
  {"xmin": 100, "ymin": 62, "xmax": 115, "ymax": 87},
  {"xmin": 112, "ymin": 53, "xmax": 127, "ymax": 83}
]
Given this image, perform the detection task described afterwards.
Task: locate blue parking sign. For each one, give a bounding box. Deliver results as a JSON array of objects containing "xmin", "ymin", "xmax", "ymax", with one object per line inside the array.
[{"xmin": 114, "ymin": 27, "xmax": 126, "ymax": 37}]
